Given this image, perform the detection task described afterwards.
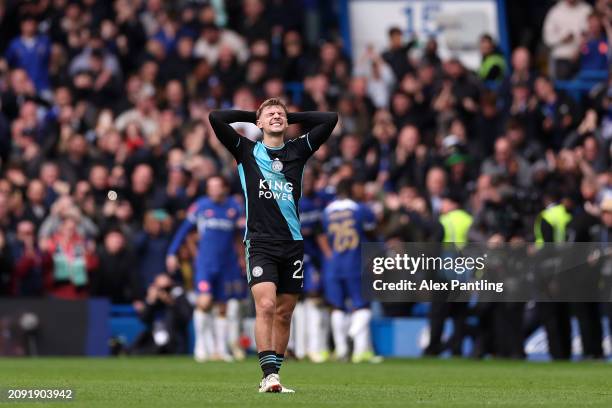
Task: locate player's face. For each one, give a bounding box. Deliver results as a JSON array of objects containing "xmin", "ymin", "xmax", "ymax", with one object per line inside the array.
[
  {"xmin": 207, "ymin": 177, "xmax": 226, "ymax": 202},
  {"xmin": 257, "ymin": 105, "xmax": 288, "ymax": 136}
]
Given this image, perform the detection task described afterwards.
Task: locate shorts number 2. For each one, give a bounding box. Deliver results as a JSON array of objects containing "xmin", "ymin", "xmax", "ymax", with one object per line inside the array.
[{"xmin": 292, "ymin": 260, "xmax": 303, "ymax": 279}]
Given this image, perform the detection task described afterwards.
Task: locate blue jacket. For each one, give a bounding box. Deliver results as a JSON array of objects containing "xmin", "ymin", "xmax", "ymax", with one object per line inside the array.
[{"xmin": 5, "ymin": 35, "xmax": 51, "ymax": 92}]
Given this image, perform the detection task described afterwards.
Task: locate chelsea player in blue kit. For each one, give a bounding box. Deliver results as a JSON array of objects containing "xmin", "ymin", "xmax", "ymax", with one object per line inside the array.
[
  {"xmin": 209, "ymin": 98, "xmax": 337, "ymax": 393},
  {"xmin": 166, "ymin": 176, "xmax": 245, "ymax": 362},
  {"xmin": 321, "ymin": 179, "xmax": 381, "ymax": 363},
  {"xmin": 292, "ymin": 167, "xmax": 330, "ymax": 362}
]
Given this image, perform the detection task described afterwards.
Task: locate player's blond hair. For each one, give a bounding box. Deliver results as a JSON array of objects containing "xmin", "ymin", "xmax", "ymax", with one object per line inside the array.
[{"xmin": 256, "ymin": 98, "xmax": 288, "ymax": 119}]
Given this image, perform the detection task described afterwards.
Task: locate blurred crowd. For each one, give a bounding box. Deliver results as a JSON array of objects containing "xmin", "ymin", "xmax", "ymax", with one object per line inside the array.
[{"xmin": 0, "ymin": 0, "xmax": 611, "ymax": 359}]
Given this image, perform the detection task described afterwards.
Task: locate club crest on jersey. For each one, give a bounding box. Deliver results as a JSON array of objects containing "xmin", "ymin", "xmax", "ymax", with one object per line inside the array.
[
  {"xmin": 252, "ymin": 266, "xmax": 263, "ymax": 278},
  {"xmin": 198, "ymin": 280, "xmax": 210, "ymax": 292},
  {"xmin": 271, "ymin": 159, "xmax": 283, "ymax": 172}
]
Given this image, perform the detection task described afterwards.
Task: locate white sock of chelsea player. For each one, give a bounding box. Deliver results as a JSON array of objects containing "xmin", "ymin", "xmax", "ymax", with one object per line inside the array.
[
  {"xmin": 349, "ymin": 309, "xmax": 372, "ymax": 357},
  {"xmin": 305, "ymin": 298, "xmax": 322, "ymax": 354},
  {"xmin": 193, "ymin": 310, "xmax": 213, "ymax": 360},
  {"xmin": 292, "ymin": 301, "xmax": 307, "ymax": 359},
  {"xmin": 331, "ymin": 309, "xmax": 348, "ymax": 359},
  {"xmin": 226, "ymin": 299, "xmax": 240, "ymax": 348},
  {"xmin": 214, "ymin": 315, "xmax": 229, "ymax": 358},
  {"xmin": 202, "ymin": 312, "xmax": 215, "ymax": 358},
  {"xmin": 319, "ymin": 307, "xmax": 330, "ymax": 354}
]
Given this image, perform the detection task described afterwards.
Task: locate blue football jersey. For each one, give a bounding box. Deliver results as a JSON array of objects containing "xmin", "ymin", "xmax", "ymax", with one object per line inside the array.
[
  {"xmin": 299, "ymin": 192, "xmax": 326, "ymax": 262},
  {"xmin": 168, "ymin": 197, "xmax": 243, "ymax": 271},
  {"xmin": 322, "ymin": 199, "xmax": 376, "ymax": 278}
]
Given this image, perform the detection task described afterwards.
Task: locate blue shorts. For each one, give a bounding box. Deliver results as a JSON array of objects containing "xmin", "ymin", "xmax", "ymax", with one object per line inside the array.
[
  {"xmin": 303, "ymin": 255, "xmax": 321, "ymax": 294},
  {"xmin": 225, "ymin": 264, "xmax": 247, "ymax": 300},
  {"xmin": 194, "ymin": 263, "xmax": 242, "ymax": 302},
  {"xmin": 323, "ymin": 273, "xmax": 368, "ymax": 311},
  {"xmin": 194, "ymin": 269, "xmax": 228, "ymax": 301}
]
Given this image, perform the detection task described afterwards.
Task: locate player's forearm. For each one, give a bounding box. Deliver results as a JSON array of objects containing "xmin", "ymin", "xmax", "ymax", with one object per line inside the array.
[
  {"xmin": 287, "ymin": 111, "xmax": 338, "ymax": 153},
  {"xmin": 287, "ymin": 111, "xmax": 336, "ymax": 128},
  {"xmin": 209, "ymin": 109, "xmax": 256, "ymax": 124},
  {"xmin": 167, "ymin": 221, "xmax": 193, "ymax": 256},
  {"xmin": 291, "ymin": 111, "xmax": 338, "ymax": 151},
  {"xmin": 208, "ymin": 110, "xmax": 255, "ymax": 154}
]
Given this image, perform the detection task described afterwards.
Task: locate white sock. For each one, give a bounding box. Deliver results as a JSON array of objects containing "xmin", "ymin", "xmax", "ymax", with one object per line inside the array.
[
  {"xmin": 214, "ymin": 315, "xmax": 229, "ymax": 357},
  {"xmin": 319, "ymin": 307, "xmax": 330, "ymax": 353},
  {"xmin": 193, "ymin": 309, "xmax": 207, "ymax": 359},
  {"xmin": 292, "ymin": 301, "xmax": 307, "ymax": 359},
  {"xmin": 349, "ymin": 309, "xmax": 372, "ymax": 356},
  {"xmin": 202, "ymin": 311, "xmax": 215, "ymax": 357},
  {"xmin": 305, "ymin": 298, "xmax": 321, "ymax": 354},
  {"xmin": 331, "ymin": 309, "xmax": 348, "ymax": 358},
  {"xmin": 226, "ymin": 299, "xmax": 241, "ymax": 347},
  {"xmin": 287, "ymin": 309, "xmax": 296, "ymax": 353}
]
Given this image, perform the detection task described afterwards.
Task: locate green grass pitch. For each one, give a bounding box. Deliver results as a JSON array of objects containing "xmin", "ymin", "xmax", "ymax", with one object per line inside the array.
[{"xmin": 1, "ymin": 357, "xmax": 611, "ymax": 407}]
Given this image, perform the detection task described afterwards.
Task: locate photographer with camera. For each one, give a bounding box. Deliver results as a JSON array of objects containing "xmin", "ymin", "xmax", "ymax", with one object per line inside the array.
[{"xmin": 131, "ymin": 273, "xmax": 191, "ymax": 355}]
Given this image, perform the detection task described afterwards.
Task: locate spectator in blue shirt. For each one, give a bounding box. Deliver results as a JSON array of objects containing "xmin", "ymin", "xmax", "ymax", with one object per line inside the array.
[
  {"xmin": 135, "ymin": 209, "xmax": 172, "ymax": 289},
  {"xmin": 5, "ymin": 15, "xmax": 51, "ymax": 94},
  {"xmin": 579, "ymin": 12, "xmax": 609, "ymax": 72}
]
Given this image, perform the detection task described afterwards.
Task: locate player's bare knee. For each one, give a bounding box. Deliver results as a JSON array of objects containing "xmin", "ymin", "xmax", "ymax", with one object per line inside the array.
[{"xmin": 257, "ymin": 297, "xmax": 276, "ymax": 318}]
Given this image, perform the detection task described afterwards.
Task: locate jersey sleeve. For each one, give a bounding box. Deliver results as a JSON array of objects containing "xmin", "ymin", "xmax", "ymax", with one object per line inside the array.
[
  {"xmin": 321, "ymin": 207, "xmax": 330, "ymax": 232},
  {"xmin": 287, "ymin": 112, "xmax": 338, "ymax": 158},
  {"xmin": 167, "ymin": 202, "xmax": 198, "ymax": 255},
  {"xmin": 186, "ymin": 201, "xmax": 201, "ymax": 223},
  {"xmin": 208, "ymin": 110, "xmax": 256, "ymax": 160}
]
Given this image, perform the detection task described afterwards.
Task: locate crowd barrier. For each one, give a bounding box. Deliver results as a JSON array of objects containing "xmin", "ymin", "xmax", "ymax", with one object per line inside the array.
[{"xmin": 0, "ymin": 298, "xmax": 109, "ymax": 356}]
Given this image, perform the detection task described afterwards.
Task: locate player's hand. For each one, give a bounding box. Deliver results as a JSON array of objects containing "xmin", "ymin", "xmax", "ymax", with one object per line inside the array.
[{"xmin": 166, "ymin": 255, "xmax": 179, "ymax": 273}]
